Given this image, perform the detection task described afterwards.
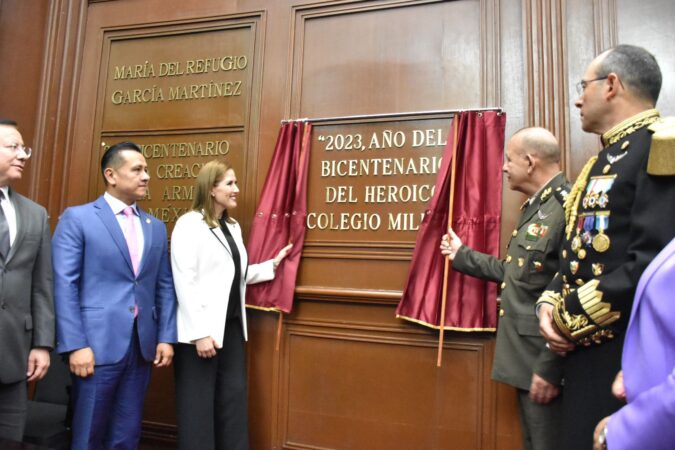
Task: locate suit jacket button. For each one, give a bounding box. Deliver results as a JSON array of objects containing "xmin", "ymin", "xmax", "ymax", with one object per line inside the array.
[
  {"xmin": 129, "ymin": 306, "xmax": 135, "ymax": 313},
  {"xmin": 499, "ymin": 309, "xmax": 505, "ymax": 317},
  {"xmin": 1, "ymin": 303, "xmax": 5, "ymax": 309}
]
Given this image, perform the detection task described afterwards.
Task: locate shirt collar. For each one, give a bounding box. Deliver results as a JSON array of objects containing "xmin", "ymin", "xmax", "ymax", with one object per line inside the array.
[
  {"xmin": 104, "ymin": 192, "xmax": 138, "ymax": 216},
  {"xmin": 0, "ymin": 186, "xmax": 9, "ymax": 201}
]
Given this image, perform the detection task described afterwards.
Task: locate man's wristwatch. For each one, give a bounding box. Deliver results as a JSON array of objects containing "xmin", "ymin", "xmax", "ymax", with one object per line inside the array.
[{"xmin": 597, "ymin": 425, "xmax": 608, "ymax": 449}]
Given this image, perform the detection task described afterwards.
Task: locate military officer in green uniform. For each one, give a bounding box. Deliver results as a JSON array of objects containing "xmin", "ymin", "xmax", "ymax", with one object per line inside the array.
[
  {"xmin": 537, "ymin": 45, "xmax": 675, "ymax": 450},
  {"xmin": 441, "ymin": 127, "xmax": 569, "ymax": 450}
]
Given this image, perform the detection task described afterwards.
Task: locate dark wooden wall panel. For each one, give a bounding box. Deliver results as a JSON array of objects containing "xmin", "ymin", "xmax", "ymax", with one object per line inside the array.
[
  {"xmin": 280, "ymin": 328, "xmax": 488, "ymax": 449},
  {"xmin": 3, "ymin": 0, "xmax": 674, "ymax": 449},
  {"xmin": 292, "ymin": 1, "xmax": 484, "ymax": 117},
  {"xmin": 0, "ymin": 0, "xmax": 50, "ymax": 197}
]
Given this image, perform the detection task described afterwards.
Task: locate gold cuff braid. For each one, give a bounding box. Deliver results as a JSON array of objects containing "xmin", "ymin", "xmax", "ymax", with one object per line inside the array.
[
  {"xmin": 551, "ymin": 279, "xmax": 621, "ymax": 346},
  {"xmin": 536, "ymin": 290, "xmax": 562, "ymax": 308},
  {"xmin": 578, "ymin": 279, "xmax": 621, "ymax": 327}
]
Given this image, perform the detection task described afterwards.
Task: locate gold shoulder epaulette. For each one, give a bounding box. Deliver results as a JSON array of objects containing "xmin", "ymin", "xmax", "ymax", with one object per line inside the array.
[{"xmin": 647, "ymin": 117, "xmax": 675, "ymax": 176}]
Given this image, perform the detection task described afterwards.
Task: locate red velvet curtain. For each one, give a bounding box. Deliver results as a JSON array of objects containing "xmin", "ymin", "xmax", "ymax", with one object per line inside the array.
[
  {"xmin": 246, "ymin": 121, "xmax": 312, "ymax": 313},
  {"xmin": 396, "ymin": 111, "xmax": 506, "ymax": 330}
]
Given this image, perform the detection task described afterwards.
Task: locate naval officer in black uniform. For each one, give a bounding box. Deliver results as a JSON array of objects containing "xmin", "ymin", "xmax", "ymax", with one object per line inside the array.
[
  {"xmin": 537, "ymin": 45, "xmax": 675, "ymax": 449},
  {"xmin": 442, "ymin": 127, "xmax": 569, "ymax": 450}
]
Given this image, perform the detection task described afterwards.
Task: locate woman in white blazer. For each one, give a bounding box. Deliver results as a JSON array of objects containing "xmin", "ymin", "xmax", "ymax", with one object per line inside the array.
[{"xmin": 171, "ymin": 160, "xmax": 291, "ymax": 450}]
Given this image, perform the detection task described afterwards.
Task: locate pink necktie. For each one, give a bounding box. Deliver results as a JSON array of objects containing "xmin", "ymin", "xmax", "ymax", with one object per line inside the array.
[
  {"xmin": 123, "ymin": 207, "xmax": 140, "ymax": 317},
  {"xmin": 122, "ymin": 206, "xmax": 140, "ymax": 276}
]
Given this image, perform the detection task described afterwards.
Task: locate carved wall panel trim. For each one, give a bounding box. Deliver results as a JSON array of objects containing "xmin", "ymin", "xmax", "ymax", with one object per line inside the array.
[
  {"xmin": 523, "ymin": 0, "xmax": 570, "ymax": 168},
  {"xmin": 79, "ymin": 13, "xmax": 266, "ymax": 233},
  {"xmin": 276, "ymin": 325, "xmax": 494, "ymax": 449},
  {"xmin": 593, "ymin": 0, "xmax": 618, "ymax": 54}
]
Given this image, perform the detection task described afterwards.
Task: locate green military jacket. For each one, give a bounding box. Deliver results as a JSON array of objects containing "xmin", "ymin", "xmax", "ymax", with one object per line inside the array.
[{"xmin": 453, "ymin": 172, "xmax": 569, "ymax": 390}]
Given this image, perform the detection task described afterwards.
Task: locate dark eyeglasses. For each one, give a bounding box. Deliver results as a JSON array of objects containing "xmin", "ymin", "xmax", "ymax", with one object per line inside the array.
[{"xmin": 575, "ymin": 77, "xmax": 608, "ymax": 96}]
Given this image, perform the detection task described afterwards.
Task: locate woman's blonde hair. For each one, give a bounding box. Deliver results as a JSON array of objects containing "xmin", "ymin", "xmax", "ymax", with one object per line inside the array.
[{"xmin": 192, "ymin": 160, "xmax": 235, "ymax": 228}]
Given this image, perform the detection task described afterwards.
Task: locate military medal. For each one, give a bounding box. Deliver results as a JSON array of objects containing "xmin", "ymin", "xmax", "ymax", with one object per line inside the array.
[
  {"xmin": 592, "ymin": 263, "xmax": 605, "ymax": 276},
  {"xmin": 592, "ymin": 213, "xmax": 610, "ymax": 253},
  {"xmin": 583, "ymin": 176, "xmax": 616, "ymax": 210},
  {"xmin": 570, "ymin": 261, "xmax": 579, "ymax": 274},
  {"xmin": 588, "ymin": 192, "xmax": 598, "ymax": 208},
  {"xmin": 562, "ymin": 249, "xmax": 567, "ymax": 259},
  {"xmin": 518, "ymin": 257, "xmax": 525, "ymax": 267},
  {"xmin": 582, "ymin": 215, "xmax": 595, "ymax": 246},
  {"xmin": 533, "ymin": 261, "xmax": 543, "ymax": 272},
  {"xmin": 571, "ymin": 236, "xmax": 582, "ymax": 252},
  {"xmin": 571, "ymin": 215, "xmax": 584, "ymax": 252},
  {"xmin": 593, "ymin": 234, "xmax": 610, "ymax": 252},
  {"xmin": 602, "ymin": 164, "xmax": 611, "ymax": 174},
  {"xmin": 582, "ymin": 178, "xmax": 593, "ymax": 209},
  {"xmin": 578, "ymin": 248, "xmax": 587, "ymax": 260}
]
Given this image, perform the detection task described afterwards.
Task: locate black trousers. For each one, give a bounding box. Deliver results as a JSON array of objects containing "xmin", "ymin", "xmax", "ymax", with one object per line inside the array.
[
  {"xmin": 561, "ymin": 339, "xmax": 623, "ymax": 450},
  {"xmin": 174, "ymin": 319, "xmax": 249, "ymax": 450},
  {"xmin": 0, "ymin": 380, "xmax": 27, "ymax": 442}
]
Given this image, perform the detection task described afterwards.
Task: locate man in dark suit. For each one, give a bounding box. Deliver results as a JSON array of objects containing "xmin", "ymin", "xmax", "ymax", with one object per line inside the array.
[
  {"xmin": 537, "ymin": 45, "xmax": 675, "ymax": 449},
  {"xmin": 442, "ymin": 127, "xmax": 569, "ymax": 450},
  {"xmin": 53, "ymin": 141, "xmax": 177, "ymax": 450},
  {"xmin": 0, "ymin": 119, "xmax": 54, "ymax": 441}
]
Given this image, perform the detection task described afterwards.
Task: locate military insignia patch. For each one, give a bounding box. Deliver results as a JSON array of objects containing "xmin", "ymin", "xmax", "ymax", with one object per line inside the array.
[{"xmin": 525, "ymin": 223, "xmax": 549, "ymax": 241}]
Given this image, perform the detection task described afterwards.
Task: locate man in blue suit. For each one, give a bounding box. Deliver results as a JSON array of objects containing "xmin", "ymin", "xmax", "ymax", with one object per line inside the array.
[{"xmin": 53, "ymin": 141, "xmax": 177, "ymax": 449}]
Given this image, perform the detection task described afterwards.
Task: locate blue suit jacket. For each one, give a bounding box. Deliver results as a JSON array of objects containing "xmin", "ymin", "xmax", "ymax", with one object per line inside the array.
[{"xmin": 53, "ymin": 195, "xmax": 177, "ymax": 364}]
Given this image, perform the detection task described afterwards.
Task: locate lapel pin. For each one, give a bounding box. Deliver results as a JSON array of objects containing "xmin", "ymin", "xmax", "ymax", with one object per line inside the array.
[{"xmin": 146, "ymin": 218, "xmax": 151, "ymax": 224}]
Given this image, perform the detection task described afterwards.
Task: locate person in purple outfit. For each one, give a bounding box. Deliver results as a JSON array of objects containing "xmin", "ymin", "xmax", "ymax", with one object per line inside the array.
[{"xmin": 592, "ymin": 237, "xmax": 675, "ymax": 450}]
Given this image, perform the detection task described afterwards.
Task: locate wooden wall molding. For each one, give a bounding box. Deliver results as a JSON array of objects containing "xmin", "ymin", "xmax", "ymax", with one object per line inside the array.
[
  {"xmin": 27, "ymin": 0, "xmax": 87, "ymax": 223},
  {"xmin": 523, "ymin": 0, "xmax": 570, "ymax": 168},
  {"xmin": 295, "ymin": 286, "xmax": 402, "ymax": 304},
  {"xmin": 592, "ymin": 0, "xmax": 617, "ymax": 54},
  {"xmin": 482, "ymin": 0, "xmax": 502, "ymax": 107}
]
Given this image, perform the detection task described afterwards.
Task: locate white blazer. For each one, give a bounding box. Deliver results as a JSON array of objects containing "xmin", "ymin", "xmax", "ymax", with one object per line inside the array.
[{"xmin": 171, "ymin": 210, "xmax": 275, "ymax": 346}]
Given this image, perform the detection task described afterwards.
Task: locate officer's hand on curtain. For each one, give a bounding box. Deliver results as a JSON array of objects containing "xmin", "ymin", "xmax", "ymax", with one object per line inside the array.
[{"xmin": 440, "ymin": 229, "xmax": 462, "ymax": 260}]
